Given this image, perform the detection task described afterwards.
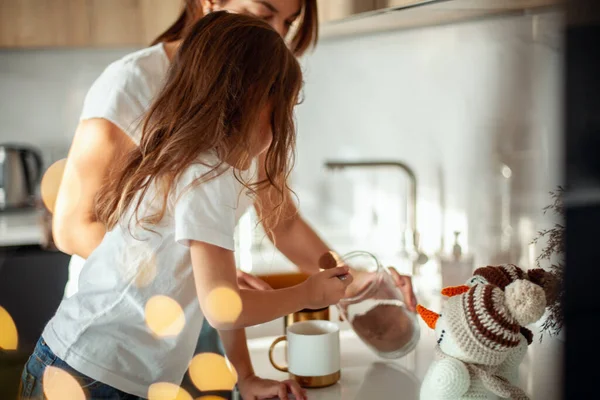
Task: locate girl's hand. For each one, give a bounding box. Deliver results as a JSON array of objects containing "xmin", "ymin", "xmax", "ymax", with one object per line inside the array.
[
  {"xmin": 237, "ymin": 374, "xmax": 307, "ymax": 400},
  {"xmin": 237, "ymin": 270, "xmax": 273, "ymax": 291},
  {"xmin": 303, "ymin": 266, "xmax": 353, "ymax": 310}
]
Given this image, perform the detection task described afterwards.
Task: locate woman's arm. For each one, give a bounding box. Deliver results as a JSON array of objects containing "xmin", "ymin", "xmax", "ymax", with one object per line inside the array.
[
  {"xmin": 52, "ymin": 119, "xmax": 135, "ymax": 257},
  {"xmin": 254, "ymin": 153, "xmax": 418, "ymax": 310},
  {"xmin": 254, "ymin": 153, "xmax": 329, "ymax": 275},
  {"xmin": 190, "ymin": 241, "xmax": 351, "ymax": 330}
]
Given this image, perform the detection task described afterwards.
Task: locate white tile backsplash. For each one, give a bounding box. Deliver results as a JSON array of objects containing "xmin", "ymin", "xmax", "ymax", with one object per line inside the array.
[
  {"xmin": 292, "ymin": 11, "xmax": 564, "ymax": 268},
  {"xmin": 0, "ymin": 47, "xmax": 138, "ymax": 161}
]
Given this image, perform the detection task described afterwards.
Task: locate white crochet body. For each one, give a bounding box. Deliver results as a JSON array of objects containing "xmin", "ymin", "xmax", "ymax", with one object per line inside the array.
[{"xmin": 420, "ymin": 335, "xmax": 528, "ymax": 399}]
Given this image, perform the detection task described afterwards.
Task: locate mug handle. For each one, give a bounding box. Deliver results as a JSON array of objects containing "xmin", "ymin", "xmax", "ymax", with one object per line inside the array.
[{"xmin": 268, "ymin": 336, "xmax": 288, "ymax": 372}]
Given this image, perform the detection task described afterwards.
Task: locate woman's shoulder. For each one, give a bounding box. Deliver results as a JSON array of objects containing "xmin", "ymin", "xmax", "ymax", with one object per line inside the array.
[
  {"xmin": 79, "ymin": 44, "xmax": 171, "ymax": 140},
  {"xmin": 97, "ymin": 43, "xmax": 170, "ymax": 94}
]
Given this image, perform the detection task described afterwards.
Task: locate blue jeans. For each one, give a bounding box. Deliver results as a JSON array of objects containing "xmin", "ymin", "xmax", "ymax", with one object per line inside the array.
[
  {"xmin": 19, "ymin": 337, "xmax": 143, "ymax": 400},
  {"xmin": 20, "ymin": 324, "xmax": 233, "ymax": 400}
]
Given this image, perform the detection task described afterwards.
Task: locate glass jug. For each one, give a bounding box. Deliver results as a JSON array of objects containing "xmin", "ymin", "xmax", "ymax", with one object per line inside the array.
[{"xmin": 337, "ymin": 251, "xmax": 420, "ymax": 359}]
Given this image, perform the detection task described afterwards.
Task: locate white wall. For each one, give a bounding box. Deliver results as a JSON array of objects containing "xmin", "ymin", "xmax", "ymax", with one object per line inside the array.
[
  {"xmin": 293, "ymin": 11, "xmax": 564, "ymax": 272},
  {"xmin": 0, "ymin": 48, "xmax": 137, "ymax": 164}
]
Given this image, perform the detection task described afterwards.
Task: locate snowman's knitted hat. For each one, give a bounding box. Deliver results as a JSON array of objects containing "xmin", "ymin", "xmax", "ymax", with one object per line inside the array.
[
  {"xmin": 470, "ymin": 264, "xmax": 527, "ymax": 289},
  {"xmin": 442, "ymin": 264, "xmax": 559, "ymax": 307},
  {"xmin": 420, "ymin": 281, "xmax": 546, "ymax": 365}
]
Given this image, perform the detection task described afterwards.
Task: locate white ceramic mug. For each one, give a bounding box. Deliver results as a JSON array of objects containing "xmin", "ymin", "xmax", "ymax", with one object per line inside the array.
[{"xmin": 268, "ymin": 320, "xmax": 341, "ymax": 388}]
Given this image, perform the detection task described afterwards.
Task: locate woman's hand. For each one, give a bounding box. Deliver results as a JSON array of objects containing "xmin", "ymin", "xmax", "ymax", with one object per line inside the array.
[
  {"xmin": 236, "ymin": 270, "xmax": 273, "ymax": 291},
  {"xmin": 387, "ymin": 267, "xmax": 418, "ymax": 312},
  {"xmin": 237, "ymin": 374, "xmax": 307, "ymax": 400},
  {"xmin": 346, "ymin": 267, "xmax": 417, "ymax": 312}
]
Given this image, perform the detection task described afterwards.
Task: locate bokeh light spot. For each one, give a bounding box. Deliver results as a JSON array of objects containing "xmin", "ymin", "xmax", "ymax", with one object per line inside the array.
[
  {"xmin": 188, "ymin": 353, "xmax": 238, "ymax": 392},
  {"xmin": 145, "ymin": 296, "xmax": 185, "ymax": 338},
  {"xmin": 41, "ymin": 158, "xmax": 82, "ymax": 214},
  {"xmin": 43, "ymin": 366, "xmax": 85, "ymax": 400},
  {"xmin": 118, "ymin": 241, "xmax": 158, "ymax": 287},
  {"xmin": 205, "ymin": 287, "xmax": 242, "ymax": 324},
  {"xmin": 148, "ymin": 382, "xmax": 193, "ymax": 400},
  {"xmin": 0, "ymin": 306, "xmax": 18, "ymax": 350},
  {"xmin": 196, "ymin": 397, "xmax": 227, "ymax": 400},
  {"xmin": 134, "ymin": 251, "xmax": 158, "ymax": 288}
]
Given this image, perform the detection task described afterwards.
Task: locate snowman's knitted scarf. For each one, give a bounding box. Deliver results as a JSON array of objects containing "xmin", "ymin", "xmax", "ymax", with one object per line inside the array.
[{"xmin": 434, "ymin": 346, "xmax": 529, "ymax": 399}]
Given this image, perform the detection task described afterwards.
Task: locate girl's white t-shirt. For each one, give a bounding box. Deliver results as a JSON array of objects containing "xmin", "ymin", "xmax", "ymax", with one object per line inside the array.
[
  {"xmin": 64, "ymin": 43, "xmax": 254, "ymax": 298},
  {"xmin": 44, "ymin": 156, "xmax": 248, "ymax": 397},
  {"xmin": 47, "ymin": 44, "xmax": 256, "ymax": 397}
]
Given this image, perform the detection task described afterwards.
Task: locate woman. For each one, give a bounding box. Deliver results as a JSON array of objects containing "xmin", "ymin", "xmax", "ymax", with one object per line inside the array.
[
  {"xmin": 52, "ymin": 0, "xmax": 417, "ymax": 398},
  {"xmin": 22, "ymin": 13, "xmax": 355, "ymax": 400}
]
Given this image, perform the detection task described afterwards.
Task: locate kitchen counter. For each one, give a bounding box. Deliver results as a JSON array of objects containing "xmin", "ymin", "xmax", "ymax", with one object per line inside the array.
[
  {"xmin": 246, "ymin": 296, "xmax": 564, "ymax": 400},
  {"xmin": 247, "ymin": 322, "xmax": 432, "ymax": 400},
  {"xmin": 0, "ymin": 209, "xmax": 45, "ymax": 246}
]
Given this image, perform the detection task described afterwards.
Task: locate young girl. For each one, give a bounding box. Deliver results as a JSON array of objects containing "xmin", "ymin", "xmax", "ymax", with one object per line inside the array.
[{"xmin": 20, "ymin": 12, "xmax": 351, "ymax": 400}]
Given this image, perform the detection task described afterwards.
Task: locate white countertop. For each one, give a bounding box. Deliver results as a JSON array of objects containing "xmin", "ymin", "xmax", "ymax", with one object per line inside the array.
[
  {"xmin": 247, "ymin": 323, "xmax": 431, "ymax": 400},
  {"xmin": 0, "ymin": 209, "xmax": 45, "ymax": 246},
  {"xmin": 246, "ymin": 298, "xmax": 564, "ymax": 400}
]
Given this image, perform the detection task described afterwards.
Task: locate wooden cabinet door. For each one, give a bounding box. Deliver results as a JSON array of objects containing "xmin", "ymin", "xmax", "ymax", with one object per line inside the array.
[
  {"xmin": 139, "ymin": 0, "xmax": 183, "ymax": 45},
  {"xmin": 86, "ymin": 0, "xmax": 143, "ymax": 46},
  {"xmin": 318, "ymin": 0, "xmax": 379, "ymax": 23},
  {"xmin": 0, "ymin": 0, "xmax": 88, "ymax": 47}
]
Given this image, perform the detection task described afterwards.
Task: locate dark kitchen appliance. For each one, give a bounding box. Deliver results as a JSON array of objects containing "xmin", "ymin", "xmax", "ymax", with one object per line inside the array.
[{"xmin": 0, "ymin": 144, "xmax": 44, "ymax": 211}]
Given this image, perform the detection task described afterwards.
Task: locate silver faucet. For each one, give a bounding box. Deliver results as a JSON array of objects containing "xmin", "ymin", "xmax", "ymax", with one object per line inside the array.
[{"xmin": 324, "ymin": 160, "xmax": 428, "ymax": 268}]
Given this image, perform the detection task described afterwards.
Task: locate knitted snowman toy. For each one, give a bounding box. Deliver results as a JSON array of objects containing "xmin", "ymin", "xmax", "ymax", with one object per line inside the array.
[
  {"xmin": 438, "ymin": 264, "xmax": 558, "ymax": 388},
  {"xmin": 417, "ymin": 279, "xmax": 547, "ymax": 399},
  {"xmin": 442, "ymin": 264, "xmax": 560, "ymax": 346}
]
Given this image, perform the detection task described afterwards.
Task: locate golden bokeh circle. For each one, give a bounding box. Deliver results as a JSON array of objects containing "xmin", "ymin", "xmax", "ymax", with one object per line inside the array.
[
  {"xmin": 145, "ymin": 295, "xmax": 186, "ymax": 338},
  {"xmin": 135, "ymin": 252, "xmax": 158, "ymax": 288},
  {"xmin": 40, "ymin": 158, "xmax": 81, "ymax": 215},
  {"xmin": 43, "ymin": 366, "xmax": 85, "ymax": 400},
  {"xmin": 40, "ymin": 159, "xmax": 66, "ymax": 214},
  {"xmin": 205, "ymin": 287, "xmax": 242, "ymax": 325},
  {"xmin": 118, "ymin": 241, "xmax": 158, "ymax": 288},
  {"xmin": 148, "ymin": 382, "xmax": 193, "ymax": 400},
  {"xmin": 0, "ymin": 305, "xmax": 18, "ymax": 350},
  {"xmin": 196, "ymin": 397, "xmax": 227, "ymax": 400},
  {"xmin": 188, "ymin": 353, "xmax": 238, "ymax": 392}
]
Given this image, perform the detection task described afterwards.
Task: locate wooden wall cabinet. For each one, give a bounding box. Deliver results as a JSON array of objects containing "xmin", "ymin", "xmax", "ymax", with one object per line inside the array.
[
  {"xmin": 317, "ymin": 0, "xmax": 565, "ymax": 39},
  {"xmin": 318, "ymin": 0, "xmax": 380, "ymax": 23},
  {"xmin": 0, "ymin": 0, "xmax": 89, "ymax": 47},
  {"xmin": 0, "ymin": 0, "xmax": 182, "ymax": 48}
]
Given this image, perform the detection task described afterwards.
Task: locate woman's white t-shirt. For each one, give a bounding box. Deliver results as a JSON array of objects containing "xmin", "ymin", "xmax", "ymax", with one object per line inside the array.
[
  {"xmin": 64, "ymin": 44, "xmax": 253, "ymax": 298},
  {"xmin": 47, "ymin": 44, "xmax": 255, "ymax": 397}
]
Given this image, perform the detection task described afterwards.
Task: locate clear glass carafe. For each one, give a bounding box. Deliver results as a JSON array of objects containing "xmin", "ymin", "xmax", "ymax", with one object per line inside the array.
[{"xmin": 337, "ymin": 251, "xmax": 420, "ymax": 359}]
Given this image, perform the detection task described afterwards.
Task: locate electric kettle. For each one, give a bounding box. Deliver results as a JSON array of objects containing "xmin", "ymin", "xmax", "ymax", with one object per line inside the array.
[{"xmin": 0, "ymin": 144, "xmax": 44, "ymax": 210}]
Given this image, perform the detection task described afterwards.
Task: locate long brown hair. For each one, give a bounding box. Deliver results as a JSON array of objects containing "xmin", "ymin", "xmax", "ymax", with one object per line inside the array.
[
  {"xmin": 96, "ymin": 11, "xmax": 303, "ymax": 231},
  {"xmin": 152, "ymin": 0, "xmax": 318, "ymax": 57}
]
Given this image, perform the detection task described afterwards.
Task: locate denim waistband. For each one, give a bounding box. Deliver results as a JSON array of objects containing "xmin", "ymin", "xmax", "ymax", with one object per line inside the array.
[{"xmin": 34, "ymin": 336, "xmax": 58, "ymax": 367}]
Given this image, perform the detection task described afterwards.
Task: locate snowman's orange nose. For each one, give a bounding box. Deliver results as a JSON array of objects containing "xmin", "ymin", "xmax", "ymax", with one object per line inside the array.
[
  {"xmin": 441, "ymin": 285, "xmax": 470, "ymax": 297},
  {"xmin": 417, "ymin": 304, "xmax": 440, "ymax": 329}
]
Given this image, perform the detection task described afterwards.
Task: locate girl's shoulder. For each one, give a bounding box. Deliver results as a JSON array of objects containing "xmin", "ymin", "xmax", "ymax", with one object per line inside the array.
[
  {"xmin": 171, "ymin": 156, "xmax": 240, "ymax": 212},
  {"xmin": 178, "ymin": 154, "xmax": 231, "ymax": 187}
]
